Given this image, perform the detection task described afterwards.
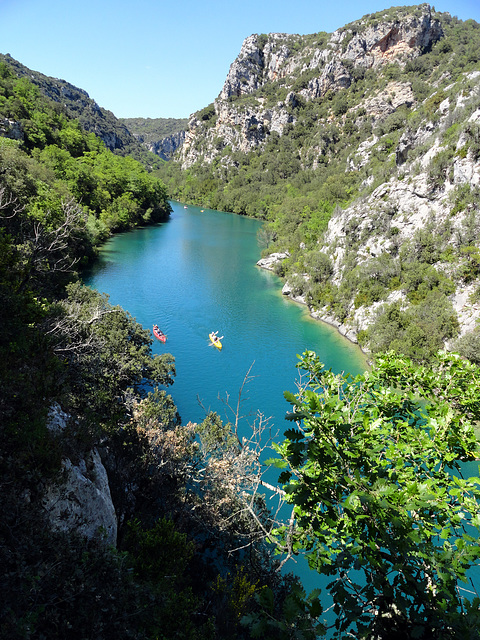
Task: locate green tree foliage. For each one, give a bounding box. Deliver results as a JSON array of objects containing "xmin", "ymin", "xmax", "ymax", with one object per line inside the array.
[
  {"xmin": 0, "ymin": 60, "xmax": 171, "ymax": 244},
  {"xmin": 48, "ymin": 282, "xmax": 177, "ymax": 431},
  {"xmin": 303, "ymin": 250, "xmax": 333, "ymax": 283},
  {"xmin": 242, "ymin": 583, "xmax": 324, "ymax": 639},
  {"xmin": 0, "ymin": 518, "xmax": 182, "ymax": 640},
  {"xmin": 453, "ymin": 327, "xmax": 480, "ymax": 365},
  {"xmin": 198, "ymin": 102, "xmax": 217, "ymax": 122},
  {"xmin": 269, "ymin": 350, "xmax": 480, "ymax": 639},
  {"xmin": 122, "ymin": 518, "xmax": 216, "ymax": 640},
  {"xmin": 366, "ymin": 292, "xmax": 459, "ymax": 361},
  {"xmin": 0, "ymin": 53, "xmax": 166, "ymax": 168}
]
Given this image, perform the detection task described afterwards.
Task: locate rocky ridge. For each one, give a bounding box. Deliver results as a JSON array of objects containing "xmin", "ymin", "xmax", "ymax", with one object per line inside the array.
[
  {"xmin": 145, "ymin": 130, "xmax": 186, "ymax": 160},
  {"xmin": 120, "ymin": 117, "xmax": 189, "ymax": 160},
  {"xmin": 0, "ymin": 53, "xmax": 157, "ymax": 162},
  {"xmin": 262, "ymin": 70, "xmax": 480, "ymax": 348},
  {"xmin": 179, "ymin": 4, "xmax": 442, "ymax": 168},
  {"xmin": 170, "ymin": 4, "xmax": 480, "ymax": 357}
]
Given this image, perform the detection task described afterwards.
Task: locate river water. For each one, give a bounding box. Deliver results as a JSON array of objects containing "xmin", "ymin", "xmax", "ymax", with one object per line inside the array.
[
  {"xmin": 84, "ymin": 201, "xmax": 368, "ymax": 597},
  {"xmin": 84, "ymin": 201, "xmax": 367, "ymax": 430},
  {"xmin": 84, "ymin": 201, "xmax": 480, "ymax": 612}
]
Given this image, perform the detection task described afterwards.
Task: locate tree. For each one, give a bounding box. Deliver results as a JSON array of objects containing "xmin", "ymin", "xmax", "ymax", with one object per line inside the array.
[
  {"xmin": 269, "ymin": 350, "xmax": 480, "ymax": 639},
  {"xmin": 47, "ymin": 282, "xmax": 176, "ymax": 430},
  {"xmin": 454, "ymin": 328, "xmax": 480, "ymax": 365},
  {"xmin": 303, "ymin": 250, "xmax": 333, "ymax": 284},
  {"xmin": 367, "ymin": 292, "xmax": 459, "ymax": 362}
]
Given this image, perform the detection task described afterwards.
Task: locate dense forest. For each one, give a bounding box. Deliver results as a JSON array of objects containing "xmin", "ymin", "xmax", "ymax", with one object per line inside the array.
[
  {"xmin": 3, "ymin": 4, "xmax": 480, "ymax": 639},
  {"xmin": 0, "ymin": 59, "xmax": 295, "ymax": 638}
]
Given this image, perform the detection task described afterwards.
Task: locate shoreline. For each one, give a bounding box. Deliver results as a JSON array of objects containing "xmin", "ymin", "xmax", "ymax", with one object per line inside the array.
[{"xmin": 256, "ymin": 254, "xmax": 370, "ymax": 367}]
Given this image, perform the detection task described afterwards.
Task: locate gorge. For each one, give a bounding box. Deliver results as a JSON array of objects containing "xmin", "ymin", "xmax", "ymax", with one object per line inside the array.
[
  {"xmin": 2, "ymin": 3, "xmax": 480, "ymax": 638},
  {"xmin": 157, "ymin": 4, "xmax": 480, "ymax": 363}
]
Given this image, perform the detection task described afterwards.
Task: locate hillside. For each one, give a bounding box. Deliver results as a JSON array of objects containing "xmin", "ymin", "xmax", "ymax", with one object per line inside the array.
[
  {"xmin": 4, "ymin": 5, "xmax": 480, "ymax": 639},
  {"xmin": 0, "ymin": 52, "xmax": 297, "ymax": 640},
  {"xmin": 159, "ymin": 4, "xmax": 480, "ymax": 363},
  {"xmin": 0, "ymin": 53, "xmax": 165, "ymax": 169},
  {"xmin": 120, "ymin": 116, "xmax": 187, "ymax": 160}
]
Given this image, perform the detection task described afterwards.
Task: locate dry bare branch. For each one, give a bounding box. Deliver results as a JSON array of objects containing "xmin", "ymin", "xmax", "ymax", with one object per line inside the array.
[
  {"xmin": 190, "ymin": 364, "xmax": 298, "ymax": 563},
  {"xmin": 0, "ymin": 185, "xmax": 23, "ymax": 218},
  {"xmin": 17, "ymin": 198, "xmax": 84, "ymax": 292}
]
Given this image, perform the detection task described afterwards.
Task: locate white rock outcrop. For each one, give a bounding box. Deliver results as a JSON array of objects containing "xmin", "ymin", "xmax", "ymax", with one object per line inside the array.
[
  {"xmin": 258, "ymin": 67, "xmax": 480, "ymax": 349},
  {"xmin": 179, "ymin": 5, "xmax": 442, "ymax": 169},
  {"xmin": 43, "ymin": 405, "xmax": 117, "ymax": 545},
  {"xmin": 256, "ymin": 252, "xmax": 289, "ymax": 270}
]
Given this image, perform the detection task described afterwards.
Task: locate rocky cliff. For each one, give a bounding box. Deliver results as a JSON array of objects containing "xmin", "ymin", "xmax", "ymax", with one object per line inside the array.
[
  {"xmin": 43, "ymin": 405, "xmax": 117, "ymax": 545},
  {"xmin": 145, "ymin": 130, "xmax": 186, "ymax": 160},
  {"xmin": 179, "ymin": 4, "xmax": 442, "ymax": 168},
  {"xmin": 167, "ymin": 4, "xmax": 480, "ymax": 360},
  {"xmin": 263, "ymin": 68, "xmax": 480, "ymax": 351},
  {"xmin": 334, "ymin": 83, "xmax": 479, "ymax": 333},
  {"xmin": 120, "ymin": 117, "xmax": 188, "ymax": 160}
]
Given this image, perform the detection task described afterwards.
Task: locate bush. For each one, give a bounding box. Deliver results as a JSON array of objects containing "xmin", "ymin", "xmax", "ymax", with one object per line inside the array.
[
  {"xmin": 453, "ymin": 328, "xmax": 480, "ymax": 364},
  {"xmin": 367, "ymin": 292, "xmax": 459, "ymax": 362},
  {"xmin": 427, "ymin": 148, "xmax": 455, "ymax": 188},
  {"xmin": 287, "ymin": 273, "xmax": 308, "ymax": 297},
  {"xmin": 303, "ymin": 250, "xmax": 333, "ymax": 283},
  {"xmin": 197, "ymin": 102, "xmax": 216, "ymax": 122}
]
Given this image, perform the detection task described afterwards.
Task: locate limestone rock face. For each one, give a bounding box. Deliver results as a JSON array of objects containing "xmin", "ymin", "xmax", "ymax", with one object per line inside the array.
[
  {"xmin": 257, "ymin": 66, "xmax": 480, "ymax": 348},
  {"xmin": 43, "ymin": 405, "xmax": 117, "ymax": 545},
  {"xmin": 301, "ymin": 60, "xmax": 352, "ymax": 100},
  {"xmin": 219, "ymin": 7, "xmax": 441, "ymax": 103},
  {"xmin": 43, "ymin": 451, "xmax": 118, "ymax": 545},
  {"xmin": 340, "ymin": 7, "xmax": 443, "ymax": 67},
  {"xmin": 179, "ymin": 5, "xmax": 442, "ymax": 169},
  {"xmin": 146, "ymin": 130, "xmax": 186, "ymax": 160},
  {"xmin": 256, "ymin": 252, "xmax": 289, "ymax": 270},
  {"xmin": 180, "ymin": 97, "xmax": 296, "ymax": 167},
  {"xmin": 363, "ymin": 81, "xmax": 415, "ymax": 122},
  {"xmin": 220, "ymin": 33, "xmax": 293, "ymax": 100}
]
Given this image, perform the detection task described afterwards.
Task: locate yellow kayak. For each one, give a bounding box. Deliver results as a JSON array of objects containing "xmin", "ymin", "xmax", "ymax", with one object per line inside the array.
[{"xmin": 209, "ymin": 332, "xmax": 222, "ymax": 350}]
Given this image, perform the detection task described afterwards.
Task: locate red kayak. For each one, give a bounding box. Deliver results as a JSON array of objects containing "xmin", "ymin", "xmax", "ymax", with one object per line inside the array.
[{"xmin": 153, "ymin": 325, "xmax": 167, "ymax": 343}]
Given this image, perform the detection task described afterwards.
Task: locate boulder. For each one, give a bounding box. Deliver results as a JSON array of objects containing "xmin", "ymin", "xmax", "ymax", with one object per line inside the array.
[
  {"xmin": 256, "ymin": 252, "xmax": 289, "ymax": 270},
  {"xmin": 43, "ymin": 450, "xmax": 118, "ymax": 546},
  {"xmin": 43, "ymin": 405, "xmax": 117, "ymax": 545}
]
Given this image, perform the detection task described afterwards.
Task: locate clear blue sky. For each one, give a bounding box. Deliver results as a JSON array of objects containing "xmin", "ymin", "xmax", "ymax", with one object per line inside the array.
[{"xmin": 1, "ymin": 0, "xmax": 479, "ymax": 120}]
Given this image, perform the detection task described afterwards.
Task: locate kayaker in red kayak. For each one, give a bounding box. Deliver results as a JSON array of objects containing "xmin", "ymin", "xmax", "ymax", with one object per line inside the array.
[{"xmin": 153, "ymin": 325, "xmax": 167, "ymax": 342}]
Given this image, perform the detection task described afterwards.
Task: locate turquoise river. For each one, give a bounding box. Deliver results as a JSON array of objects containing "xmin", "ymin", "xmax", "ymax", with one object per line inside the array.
[
  {"xmin": 84, "ymin": 201, "xmax": 367, "ymax": 427},
  {"xmin": 84, "ymin": 200, "xmax": 479, "ymax": 616},
  {"xmin": 83, "ymin": 200, "xmax": 367, "ymax": 598}
]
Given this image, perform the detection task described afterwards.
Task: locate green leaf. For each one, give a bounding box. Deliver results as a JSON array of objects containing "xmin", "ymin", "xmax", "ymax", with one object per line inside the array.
[
  {"xmin": 284, "ymin": 390, "xmax": 299, "ymax": 404},
  {"xmin": 284, "ymin": 428, "xmax": 305, "ymax": 441},
  {"xmin": 264, "ymin": 457, "xmax": 288, "ymax": 469}
]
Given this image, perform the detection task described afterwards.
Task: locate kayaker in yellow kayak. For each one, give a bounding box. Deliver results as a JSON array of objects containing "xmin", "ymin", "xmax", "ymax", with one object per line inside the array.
[{"xmin": 209, "ymin": 331, "xmax": 223, "ymax": 349}]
